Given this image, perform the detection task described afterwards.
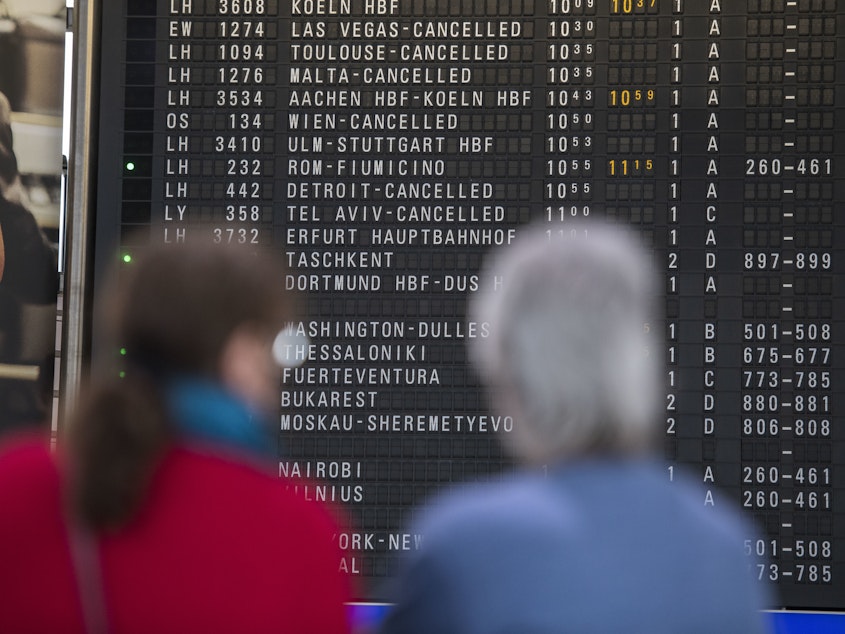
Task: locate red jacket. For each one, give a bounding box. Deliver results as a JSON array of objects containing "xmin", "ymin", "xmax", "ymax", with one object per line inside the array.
[{"xmin": 0, "ymin": 436, "xmax": 352, "ymax": 633}]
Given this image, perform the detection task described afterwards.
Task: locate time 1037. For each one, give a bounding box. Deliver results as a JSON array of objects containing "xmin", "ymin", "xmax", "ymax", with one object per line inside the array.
[{"xmin": 610, "ymin": 0, "xmax": 656, "ymax": 13}]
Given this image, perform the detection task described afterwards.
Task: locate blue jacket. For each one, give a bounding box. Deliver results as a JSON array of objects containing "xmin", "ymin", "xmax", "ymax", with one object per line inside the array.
[{"xmin": 380, "ymin": 459, "xmax": 772, "ymax": 634}]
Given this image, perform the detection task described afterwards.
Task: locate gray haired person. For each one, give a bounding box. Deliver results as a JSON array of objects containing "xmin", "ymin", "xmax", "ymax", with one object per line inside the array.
[{"xmin": 380, "ymin": 221, "xmax": 772, "ymax": 634}]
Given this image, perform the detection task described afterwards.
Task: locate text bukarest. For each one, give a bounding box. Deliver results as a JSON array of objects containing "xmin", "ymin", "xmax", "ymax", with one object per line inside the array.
[{"xmin": 281, "ymin": 390, "xmax": 377, "ymax": 408}]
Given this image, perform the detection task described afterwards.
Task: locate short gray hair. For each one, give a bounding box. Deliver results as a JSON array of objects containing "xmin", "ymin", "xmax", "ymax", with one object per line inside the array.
[{"xmin": 468, "ymin": 221, "xmax": 662, "ymax": 463}]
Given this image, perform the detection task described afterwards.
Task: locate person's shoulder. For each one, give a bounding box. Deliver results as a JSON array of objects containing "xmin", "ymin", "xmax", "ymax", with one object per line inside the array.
[
  {"xmin": 0, "ymin": 433, "xmax": 59, "ymax": 517},
  {"xmin": 665, "ymin": 463, "xmax": 760, "ymax": 541},
  {"xmin": 412, "ymin": 470, "xmax": 569, "ymax": 543},
  {"xmin": 0, "ymin": 433, "xmax": 54, "ymax": 479},
  {"xmin": 170, "ymin": 445, "xmax": 342, "ymax": 524},
  {"xmin": 603, "ymin": 458, "xmax": 762, "ymax": 559},
  {"xmin": 167, "ymin": 445, "xmax": 292, "ymax": 503}
]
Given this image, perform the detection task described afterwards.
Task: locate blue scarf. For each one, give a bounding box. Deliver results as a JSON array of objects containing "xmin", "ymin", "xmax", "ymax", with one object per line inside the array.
[{"xmin": 165, "ymin": 378, "xmax": 273, "ymax": 461}]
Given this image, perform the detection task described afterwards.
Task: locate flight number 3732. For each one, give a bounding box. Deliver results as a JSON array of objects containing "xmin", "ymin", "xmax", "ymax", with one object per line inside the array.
[{"xmin": 213, "ymin": 227, "xmax": 259, "ymax": 244}]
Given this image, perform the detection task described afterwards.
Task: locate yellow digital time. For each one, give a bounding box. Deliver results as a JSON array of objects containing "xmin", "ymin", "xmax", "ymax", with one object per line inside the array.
[
  {"xmin": 607, "ymin": 158, "xmax": 654, "ymax": 176},
  {"xmin": 609, "ymin": 89, "xmax": 655, "ymax": 106},
  {"xmin": 611, "ymin": 0, "xmax": 656, "ymax": 13}
]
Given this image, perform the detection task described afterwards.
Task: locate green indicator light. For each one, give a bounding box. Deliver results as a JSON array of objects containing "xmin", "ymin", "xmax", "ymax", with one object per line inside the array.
[
  {"xmin": 119, "ymin": 371, "xmax": 126, "ymax": 379},
  {"xmin": 120, "ymin": 347, "xmax": 127, "ymax": 356},
  {"xmin": 126, "ymin": 162, "xmax": 135, "ymax": 171},
  {"xmin": 123, "ymin": 253, "xmax": 132, "ymax": 264}
]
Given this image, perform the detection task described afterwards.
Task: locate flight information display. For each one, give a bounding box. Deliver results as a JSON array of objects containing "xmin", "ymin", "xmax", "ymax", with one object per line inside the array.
[{"xmin": 92, "ymin": 0, "xmax": 844, "ymax": 607}]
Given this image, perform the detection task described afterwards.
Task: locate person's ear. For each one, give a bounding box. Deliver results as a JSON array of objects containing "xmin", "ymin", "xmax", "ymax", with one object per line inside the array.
[{"xmin": 218, "ymin": 326, "xmax": 276, "ymax": 411}]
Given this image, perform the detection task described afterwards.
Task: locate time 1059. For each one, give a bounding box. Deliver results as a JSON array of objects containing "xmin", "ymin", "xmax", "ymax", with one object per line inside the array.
[{"xmin": 608, "ymin": 89, "xmax": 655, "ymax": 106}]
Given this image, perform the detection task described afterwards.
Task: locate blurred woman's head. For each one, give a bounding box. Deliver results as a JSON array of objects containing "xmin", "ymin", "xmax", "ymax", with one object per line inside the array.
[
  {"xmin": 69, "ymin": 242, "xmax": 294, "ymax": 529},
  {"xmin": 106, "ymin": 241, "xmax": 293, "ymax": 409}
]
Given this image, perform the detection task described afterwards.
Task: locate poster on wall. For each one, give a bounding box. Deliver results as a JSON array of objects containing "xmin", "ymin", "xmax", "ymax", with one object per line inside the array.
[{"xmin": 0, "ymin": 0, "xmax": 64, "ymax": 433}]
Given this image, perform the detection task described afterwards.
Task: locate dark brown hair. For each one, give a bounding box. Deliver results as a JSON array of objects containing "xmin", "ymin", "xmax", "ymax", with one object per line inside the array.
[{"xmin": 67, "ymin": 242, "xmax": 293, "ymax": 530}]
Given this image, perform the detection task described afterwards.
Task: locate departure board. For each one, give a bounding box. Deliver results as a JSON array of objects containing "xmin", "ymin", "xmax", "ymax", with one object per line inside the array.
[{"xmin": 91, "ymin": 0, "xmax": 845, "ymax": 608}]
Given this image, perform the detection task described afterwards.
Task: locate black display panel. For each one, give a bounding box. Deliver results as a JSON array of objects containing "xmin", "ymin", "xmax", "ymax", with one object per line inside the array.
[{"xmin": 92, "ymin": 0, "xmax": 845, "ymax": 608}]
